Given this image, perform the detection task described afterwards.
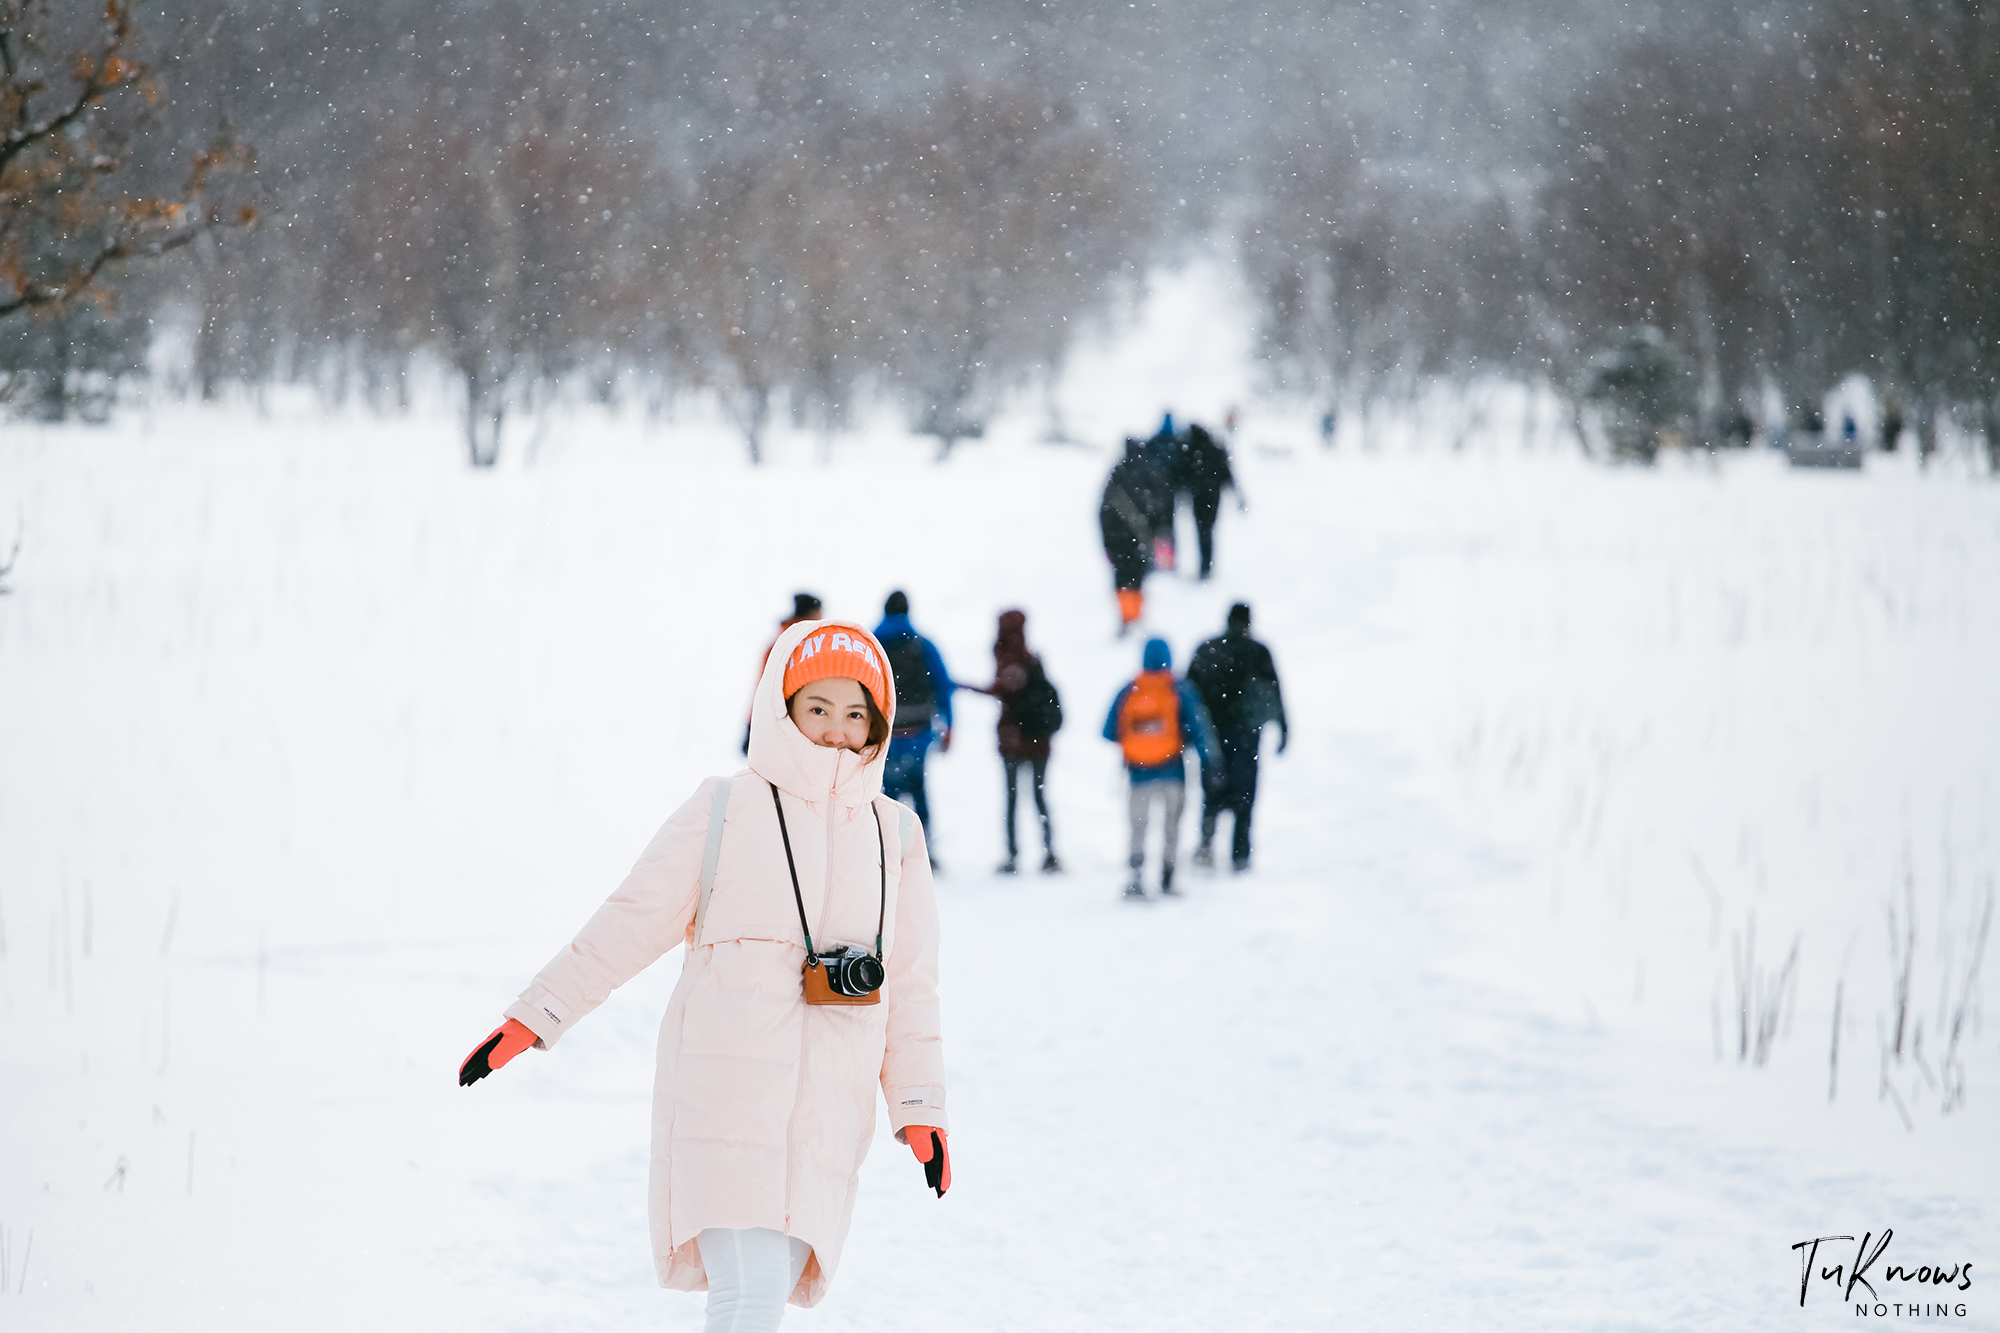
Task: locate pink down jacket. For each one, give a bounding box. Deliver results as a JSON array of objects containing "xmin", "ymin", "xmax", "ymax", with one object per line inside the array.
[{"xmin": 503, "ymin": 619, "xmax": 948, "ymax": 1307}]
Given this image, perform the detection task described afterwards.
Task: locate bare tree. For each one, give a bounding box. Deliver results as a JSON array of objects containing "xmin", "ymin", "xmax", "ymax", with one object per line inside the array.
[
  {"xmin": 881, "ymin": 78, "xmax": 1142, "ymax": 457},
  {"xmin": 680, "ymin": 153, "xmax": 813, "ymax": 466},
  {"xmin": 345, "ymin": 89, "xmax": 632, "ymax": 466},
  {"xmin": 0, "ymin": 1, "xmax": 250, "ymax": 323}
]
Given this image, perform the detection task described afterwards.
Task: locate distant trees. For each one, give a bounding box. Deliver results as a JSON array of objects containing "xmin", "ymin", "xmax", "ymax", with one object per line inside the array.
[
  {"xmin": 344, "ymin": 111, "xmax": 635, "ymax": 465},
  {"xmin": 680, "ymin": 149, "xmax": 821, "ymax": 465},
  {"xmin": 880, "ymin": 81, "xmax": 1141, "ymax": 455},
  {"xmin": 0, "ymin": 297, "xmax": 146, "ymax": 420},
  {"xmin": 1543, "ymin": 4, "xmax": 2000, "ymax": 463},
  {"xmin": 0, "ymin": 0, "xmax": 249, "ymax": 411},
  {"xmin": 12, "ymin": 0, "xmax": 1995, "ymax": 472},
  {"xmin": 637, "ymin": 77, "xmax": 1141, "ymax": 464},
  {"xmin": 1247, "ymin": 0, "xmax": 2000, "ymax": 465},
  {"xmin": 1244, "ymin": 115, "xmax": 1540, "ymax": 447},
  {"xmin": 109, "ymin": 0, "xmax": 1148, "ymax": 466}
]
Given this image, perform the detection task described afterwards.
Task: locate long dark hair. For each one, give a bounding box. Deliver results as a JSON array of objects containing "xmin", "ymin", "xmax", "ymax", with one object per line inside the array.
[{"xmin": 862, "ymin": 695, "xmax": 891, "ymax": 758}]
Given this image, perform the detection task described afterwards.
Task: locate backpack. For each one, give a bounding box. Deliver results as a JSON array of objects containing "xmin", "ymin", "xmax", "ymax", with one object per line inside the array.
[
  {"xmin": 1014, "ymin": 660, "xmax": 1063, "ymax": 738},
  {"xmin": 883, "ymin": 637, "xmax": 935, "ymax": 734},
  {"xmin": 1117, "ymin": 672, "xmax": 1182, "ymax": 768}
]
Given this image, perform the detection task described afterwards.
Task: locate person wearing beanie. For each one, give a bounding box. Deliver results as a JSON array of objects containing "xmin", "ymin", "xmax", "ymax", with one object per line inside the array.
[
  {"xmin": 461, "ymin": 619, "xmax": 951, "ymax": 1332},
  {"xmin": 1101, "ymin": 636, "xmax": 1218, "ymax": 898},
  {"xmin": 966, "ymin": 609, "xmax": 1063, "ymax": 874},
  {"xmin": 1188, "ymin": 602, "xmax": 1288, "ymax": 872},
  {"xmin": 743, "ymin": 592, "xmax": 825, "ymax": 755},
  {"xmin": 873, "ymin": 591, "xmax": 956, "ymax": 857}
]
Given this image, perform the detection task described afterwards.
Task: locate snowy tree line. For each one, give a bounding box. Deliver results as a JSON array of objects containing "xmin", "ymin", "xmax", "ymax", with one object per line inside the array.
[
  {"xmin": 1248, "ymin": 0, "xmax": 2000, "ymax": 462},
  {"xmin": 0, "ymin": 1, "xmax": 251, "ymax": 422},
  {"xmin": 5, "ymin": 0, "xmax": 1997, "ymax": 467}
]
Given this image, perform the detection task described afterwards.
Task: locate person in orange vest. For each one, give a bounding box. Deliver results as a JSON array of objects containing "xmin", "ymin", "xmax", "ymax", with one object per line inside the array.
[{"xmin": 1102, "ymin": 637, "xmax": 1219, "ymax": 899}]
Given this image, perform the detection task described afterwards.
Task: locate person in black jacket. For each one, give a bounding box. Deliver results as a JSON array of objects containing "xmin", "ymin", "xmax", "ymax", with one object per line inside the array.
[
  {"xmin": 1179, "ymin": 424, "xmax": 1238, "ymax": 580},
  {"xmin": 1099, "ymin": 437, "xmax": 1173, "ymax": 634},
  {"xmin": 1186, "ymin": 602, "xmax": 1287, "ymax": 871}
]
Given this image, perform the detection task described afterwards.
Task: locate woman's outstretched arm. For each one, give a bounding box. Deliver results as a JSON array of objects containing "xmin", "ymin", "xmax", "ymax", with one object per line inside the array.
[{"xmin": 501, "ymin": 777, "xmax": 716, "ymax": 1050}]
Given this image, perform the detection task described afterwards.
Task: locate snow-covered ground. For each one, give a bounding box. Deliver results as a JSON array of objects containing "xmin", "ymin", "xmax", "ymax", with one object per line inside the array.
[{"xmin": 3, "ymin": 264, "xmax": 1997, "ymax": 1330}]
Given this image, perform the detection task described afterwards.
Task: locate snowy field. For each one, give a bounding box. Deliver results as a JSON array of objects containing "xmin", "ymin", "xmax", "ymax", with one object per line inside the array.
[{"xmin": 3, "ymin": 267, "xmax": 1998, "ymax": 1331}]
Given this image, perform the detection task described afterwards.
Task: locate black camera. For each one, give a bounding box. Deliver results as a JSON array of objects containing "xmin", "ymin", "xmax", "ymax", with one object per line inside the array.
[{"xmin": 814, "ymin": 944, "xmax": 886, "ymax": 997}]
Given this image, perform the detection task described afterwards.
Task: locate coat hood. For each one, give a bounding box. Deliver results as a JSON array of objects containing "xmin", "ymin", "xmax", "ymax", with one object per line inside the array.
[
  {"xmin": 1142, "ymin": 637, "xmax": 1173, "ymax": 671},
  {"xmin": 994, "ymin": 610, "xmax": 1029, "ymax": 664},
  {"xmin": 748, "ymin": 619, "xmax": 899, "ymax": 810}
]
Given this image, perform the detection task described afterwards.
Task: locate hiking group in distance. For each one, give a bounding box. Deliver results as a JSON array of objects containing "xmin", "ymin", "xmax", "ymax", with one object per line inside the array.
[
  {"xmin": 1098, "ymin": 411, "xmax": 1240, "ymax": 633},
  {"xmin": 1095, "ymin": 411, "xmax": 1285, "ymax": 896},
  {"xmin": 743, "ymin": 411, "xmax": 1284, "ymax": 899}
]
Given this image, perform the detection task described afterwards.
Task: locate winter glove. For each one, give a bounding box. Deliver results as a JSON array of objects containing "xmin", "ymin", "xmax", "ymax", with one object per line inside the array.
[
  {"xmin": 939, "ymin": 727, "xmax": 953, "ymax": 754},
  {"xmin": 905, "ymin": 1126, "xmax": 951, "ymax": 1197},
  {"xmin": 459, "ymin": 1018, "xmax": 537, "ymax": 1086}
]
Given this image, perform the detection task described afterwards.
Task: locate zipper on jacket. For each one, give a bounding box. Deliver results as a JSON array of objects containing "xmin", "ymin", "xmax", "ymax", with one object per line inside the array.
[{"xmin": 825, "ymin": 752, "xmax": 844, "ymax": 918}]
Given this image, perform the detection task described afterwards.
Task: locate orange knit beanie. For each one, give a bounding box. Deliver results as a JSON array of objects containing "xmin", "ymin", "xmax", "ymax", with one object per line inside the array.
[{"xmin": 780, "ymin": 623, "xmax": 891, "ymax": 719}]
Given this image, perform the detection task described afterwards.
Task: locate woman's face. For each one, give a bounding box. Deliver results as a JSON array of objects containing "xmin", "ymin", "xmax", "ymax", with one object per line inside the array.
[{"xmin": 788, "ymin": 677, "xmax": 874, "ymax": 751}]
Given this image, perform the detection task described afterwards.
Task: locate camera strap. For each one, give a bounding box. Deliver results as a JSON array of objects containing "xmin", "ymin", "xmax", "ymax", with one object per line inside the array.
[{"xmin": 768, "ymin": 781, "xmax": 887, "ymax": 959}]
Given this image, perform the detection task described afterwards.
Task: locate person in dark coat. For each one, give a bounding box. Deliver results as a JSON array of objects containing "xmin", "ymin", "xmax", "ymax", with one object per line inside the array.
[
  {"xmin": 1099, "ymin": 438, "xmax": 1173, "ymax": 634},
  {"xmin": 1178, "ymin": 423, "xmax": 1238, "ymax": 580},
  {"xmin": 1186, "ymin": 602, "xmax": 1287, "ymax": 872},
  {"xmin": 967, "ymin": 609, "xmax": 1063, "ymax": 874}
]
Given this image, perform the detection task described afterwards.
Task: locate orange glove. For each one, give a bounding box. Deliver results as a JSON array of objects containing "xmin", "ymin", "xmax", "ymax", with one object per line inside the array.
[
  {"xmin": 459, "ymin": 1018, "xmax": 536, "ymax": 1086},
  {"xmin": 906, "ymin": 1125, "xmax": 950, "ymax": 1197}
]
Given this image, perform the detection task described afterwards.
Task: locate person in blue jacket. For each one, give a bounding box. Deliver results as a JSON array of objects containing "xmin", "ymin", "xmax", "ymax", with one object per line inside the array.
[
  {"xmin": 1142, "ymin": 412, "xmax": 1184, "ymax": 572},
  {"xmin": 1102, "ymin": 637, "xmax": 1218, "ymax": 899},
  {"xmin": 875, "ymin": 590, "xmax": 956, "ymax": 857}
]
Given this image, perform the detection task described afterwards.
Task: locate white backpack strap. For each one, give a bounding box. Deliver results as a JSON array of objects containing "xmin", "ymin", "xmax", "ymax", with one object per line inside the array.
[
  {"xmin": 696, "ymin": 776, "xmax": 734, "ymax": 941},
  {"xmin": 871, "ymin": 794, "xmax": 918, "ymax": 863}
]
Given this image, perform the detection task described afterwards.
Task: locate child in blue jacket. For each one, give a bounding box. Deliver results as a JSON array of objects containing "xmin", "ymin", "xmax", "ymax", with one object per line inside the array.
[{"xmin": 1103, "ymin": 637, "xmax": 1218, "ymax": 897}]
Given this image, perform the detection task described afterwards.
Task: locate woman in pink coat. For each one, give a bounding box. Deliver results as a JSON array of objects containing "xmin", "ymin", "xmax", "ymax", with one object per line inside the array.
[{"xmin": 459, "ymin": 620, "xmax": 951, "ymax": 1331}]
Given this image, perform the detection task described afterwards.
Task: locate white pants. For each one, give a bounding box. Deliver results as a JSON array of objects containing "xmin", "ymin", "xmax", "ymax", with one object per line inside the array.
[
  {"xmin": 1128, "ymin": 779, "xmax": 1186, "ymax": 871},
  {"xmin": 696, "ymin": 1227, "xmax": 812, "ymax": 1333}
]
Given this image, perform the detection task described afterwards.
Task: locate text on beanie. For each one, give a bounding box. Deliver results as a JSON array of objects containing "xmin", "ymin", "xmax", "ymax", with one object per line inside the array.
[{"xmin": 782, "ymin": 626, "xmax": 891, "ymax": 719}]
